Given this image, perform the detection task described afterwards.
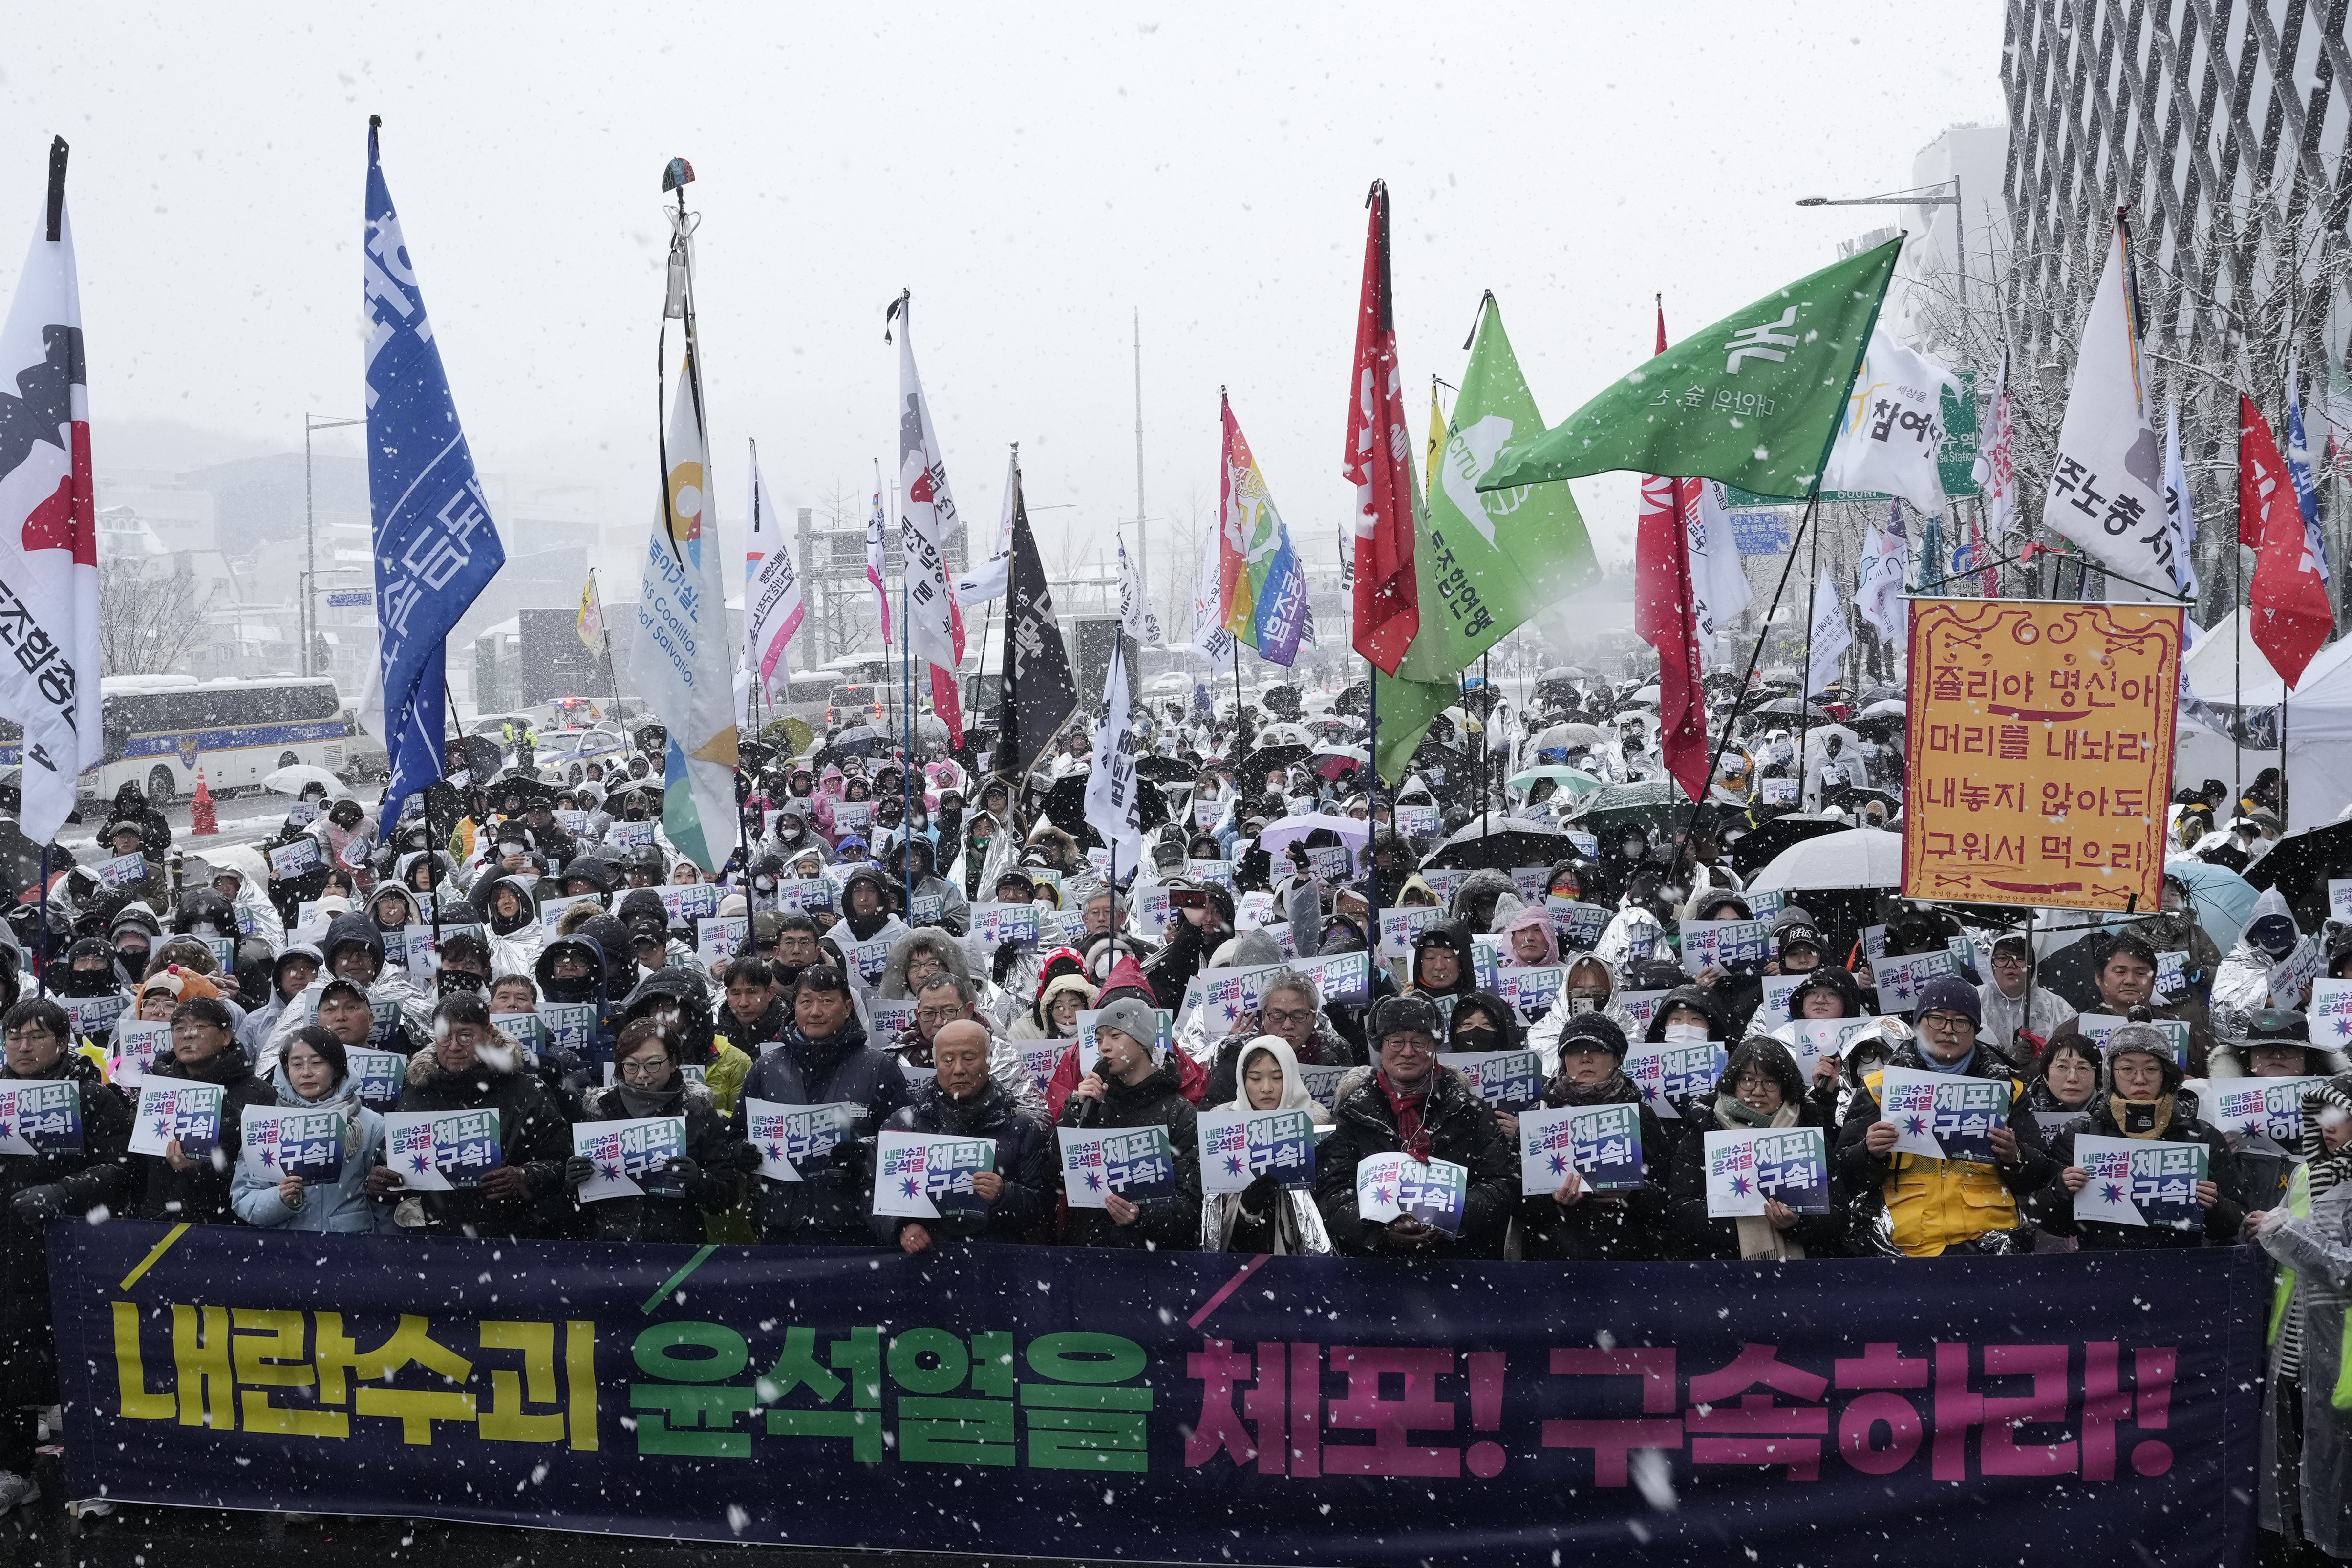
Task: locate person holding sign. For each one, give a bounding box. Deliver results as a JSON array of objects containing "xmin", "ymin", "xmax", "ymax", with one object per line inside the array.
[
  {"xmin": 0, "ymin": 997, "xmax": 133, "ymax": 1509},
  {"xmin": 1314, "ymin": 995, "xmax": 1515, "ymax": 1259},
  {"xmin": 878, "ymin": 1021, "xmax": 1053, "ymax": 1251},
  {"xmin": 1201, "ymin": 970, "xmax": 1357, "ymax": 1110},
  {"xmin": 1202, "ymin": 1035, "xmax": 1333, "ymax": 1255},
  {"xmin": 1837, "ymin": 976, "xmax": 2056, "ymax": 1258},
  {"xmin": 369, "ymin": 994, "xmax": 574, "ymax": 1239},
  {"xmin": 1054, "ymin": 997, "xmax": 1202, "ymax": 1250},
  {"xmin": 2043, "ymin": 1023, "xmax": 2241, "ymax": 1250},
  {"xmin": 128, "ymin": 997, "xmax": 276, "ymax": 1226},
  {"xmin": 2043, "ymin": 932, "xmax": 2216, "ymax": 1078},
  {"xmin": 738, "ymin": 965, "xmax": 911, "ymax": 1246},
  {"xmin": 228, "ymin": 1027, "xmax": 391, "ymax": 1234},
  {"xmin": 1668, "ymin": 1039, "xmax": 1845, "ymax": 1260},
  {"xmin": 1520, "ymin": 1014, "xmax": 1668, "ymax": 1262},
  {"xmin": 564, "ymin": 1020, "xmax": 751, "ymax": 1242}
]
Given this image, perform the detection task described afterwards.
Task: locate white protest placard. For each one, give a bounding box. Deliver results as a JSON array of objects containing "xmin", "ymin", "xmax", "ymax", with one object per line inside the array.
[
  {"xmin": 1470, "ymin": 933, "xmax": 1504, "ymax": 992},
  {"xmin": 1131, "ymin": 882, "xmax": 1175, "ymax": 939},
  {"xmin": 1784, "ymin": 1017, "xmax": 1874, "ymax": 1081},
  {"xmin": 94, "ymin": 852, "xmax": 150, "ymax": 893},
  {"xmin": 1744, "ymin": 889, "xmax": 1788, "ymax": 921},
  {"xmin": 1188, "ymin": 858, "xmax": 1235, "ymax": 889},
  {"xmin": 2206, "ymin": 1077, "xmax": 2328, "ymax": 1142},
  {"xmin": 1436, "ymin": 1050, "xmax": 1544, "ymax": 1112},
  {"xmin": 2269, "ymin": 936, "xmax": 2325, "ymax": 1009},
  {"xmin": 266, "ymin": 839, "xmax": 322, "ymax": 880},
  {"xmin": 873, "ymin": 1130, "xmax": 997, "ymax": 1219},
  {"xmin": 743, "ymin": 1099, "xmax": 858, "ymax": 1182},
  {"xmin": 1518, "ymin": 1102, "xmax": 1645, "ymax": 1195},
  {"xmin": 1193, "ymin": 796, "xmax": 1222, "ymax": 830},
  {"xmin": 839, "ymin": 929, "xmax": 895, "ymax": 984},
  {"xmin": 60, "ymin": 992, "xmax": 126, "ymax": 1043},
  {"xmin": 108, "ymin": 1017, "xmax": 174, "ymax": 1082},
  {"xmin": 776, "ymin": 877, "xmax": 834, "ymax": 913},
  {"xmin": 0, "ymin": 1080, "xmax": 81, "ymax": 1156},
  {"xmin": 1754, "ymin": 974, "xmax": 1804, "ymax": 1029},
  {"xmin": 1016, "ymin": 1040, "xmax": 1069, "ymax": 1093},
  {"xmin": 346, "ymin": 1046, "xmax": 406, "ymax": 1110},
  {"xmin": 2330, "ymin": 881, "xmax": 2352, "ymax": 923},
  {"xmin": 2309, "ymin": 980, "xmax": 2352, "ymax": 1045},
  {"xmin": 1547, "ymin": 898, "xmax": 1610, "ymax": 954},
  {"xmin": 1056, "ymin": 1124, "xmax": 1178, "ymax": 1209},
  {"xmin": 1377, "ymin": 906, "xmax": 1444, "ymax": 959},
  {"xmin": 284, "ymin": 801, "xmax": 319, "ymax": 829},
  {"xmin": 1305, "ymin": 845, "xmax": 1354, "ymax": 882},
  {"xmin": 556, "ymin": 809, "xmax": 591, "ymax": 835},
  {"xmin": 1420, "ymin": 867, "xmax": 1472, "ymax": 904},
  {"xmin": 1624, "ymin": 1040, "xmax": 1726, "ymax": 1121},
  {"xmin": 128, "ymin": 1081, "xmax": 225, "ymax": 1158},
  {"xmin": 1615, "ymin": 989, "xmax": 1673, "ymax": 1033},
  {"xmin": 1196, "ymin": 1108, "xmax": 1318, "ymax": 1194},
  {"xmin": 1565, "ymin": 829, "xmax": 1600, "ymax": 859},
  {"xmin": 2073, "ymin": 1013, "xmax": 2192, "ymax": 1068},
  {"xmin": 1861, "ymin": 924, "xmax": 1888, "ymax": 962},
  {"xmin": 831, "ymin": 801, "xmax": 874, "ymax": 837},
  {"xmin": 537, "ymin": 1001, "xmax": 600, "ymax": 1061},
  {"xmin": 1293, "ymin": 949, "xmax": 1373, "ymax": 1004},
  {"xmin": 2072, "ymin": 1135, "xmax": 2206, "ymax": 1231},
  {"xmin": 697, "ymin": 916, "xmax": 749, "ymax": 968},
  {"xmin": 572, "ymin": 1116, "xmax": 686, "ymax": 1202},
  {"xmin": 1761, "ymin": 777, "xmax": 1799, "ymax": 806},
  {"xmin": 1494, "ymin": 967, "xmax": 1568, "ymax": 1024},
  {"xmin": 1394, "ymin": 803, "xmax": 1440, "ymax": 838},
  {"xmin": 658, "ymin": 882, "xmax": 723, "ymax": 929},
  {"xmin": 1297, "ymin": 1061, "xmax": 1347, "ymax": 1110},
  {"xmin": 1352, "ymin": 1151, "xmax": 1467, "ymax": 1235},
  {"xmin": 1681, "ymin": 918, "xmax": 1772, "ymax": 972},
  {"xmin": 1875, "ymin": 1064, "xmax": 2010, "ymax": 1165},
  {"xmin": 909, "ymin": 894, "xmax": 945, "ymax": 928},
  {"xmin": 1507, "ymin": 866, "xmax": 1551, "ymax": 903},
  {"xmin": 1703, "ymin": 1126, "xmax": 1831, "ymax": 1217},
  {"xmin": 238, "ymin": 1105, "xmax": 346, "ymax": 1181},
  {"xmin": 380, "ymin": 1108, "xmax": 502, "ymax": 1191},
  {"xmin": 1871, "ymin": 948, "xmax": 1956, "ymax": 1013},
  {"xmin": 972, "ymin": 902, "xmax": 1041, "ymax": 952}
]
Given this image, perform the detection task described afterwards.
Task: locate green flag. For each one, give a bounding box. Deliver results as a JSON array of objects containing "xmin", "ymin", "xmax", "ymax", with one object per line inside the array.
[
  {"xmin": 1477, "ymin": 237, "xmax": 1901, "ymax": 501},
  {"xmin": 1372, "ymin": 296, "xmax": 1601, "ymax": 782}
]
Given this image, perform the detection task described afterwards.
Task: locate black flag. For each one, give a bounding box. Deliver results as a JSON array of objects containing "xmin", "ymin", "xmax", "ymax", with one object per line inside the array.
[{"xmin": 997, "ymin": 461, "xmax": 1079, "ymax": 777}]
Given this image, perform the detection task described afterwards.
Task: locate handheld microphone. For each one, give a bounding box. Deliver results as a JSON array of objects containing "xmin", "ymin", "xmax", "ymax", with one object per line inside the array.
[{"xmin": 1075, "ymin": 1058, "xmax": 1110, "ymax": 1125}]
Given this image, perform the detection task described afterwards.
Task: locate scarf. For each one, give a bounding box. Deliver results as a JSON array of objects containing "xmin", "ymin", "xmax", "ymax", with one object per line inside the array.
[
  {"xmin": 618, "ymin": 1080, "xmax": 682, "ymax": 1119},
  {"xmin": 2108, "ymin": 1095, "xmax": 2175, "ymax": 1140},
  {"xmin": 1719, "ymin": 1098, "xmax": 1807, "ymax": 1262},
  {"xmin": 1921, "ymin": 1047, "xmax": 1978, "ymax": 1076},
  {"xmin": 1552, "ymin": 1069, "xmax": 1637, "ymax": 1109},
  {"xmin": 1375, "ymin": 1071, "xmax": 1433, "ymax": 1161}
]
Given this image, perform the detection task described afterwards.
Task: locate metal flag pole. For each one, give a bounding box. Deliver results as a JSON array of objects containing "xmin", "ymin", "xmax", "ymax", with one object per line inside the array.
[
  {"xmin": 2234, "ymin": 518, "xmax": 2244, "ymax": 806},
  {"xmin": 902, "ymin": 574, "xmax": 915, "ymax": 915},
  {"xmin": 1797, "ymin": 498, "xmax": 1824, "ymax": 808}
]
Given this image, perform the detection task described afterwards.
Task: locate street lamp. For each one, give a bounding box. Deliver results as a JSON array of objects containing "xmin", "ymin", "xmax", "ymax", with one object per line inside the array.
[
  {"xmin": 304, "ymin": 413, "xmax": 365, "ymax": 677},
  {"xmin": 1795, "ymin": 179, "xmax": 1966, "ymax": 307}
]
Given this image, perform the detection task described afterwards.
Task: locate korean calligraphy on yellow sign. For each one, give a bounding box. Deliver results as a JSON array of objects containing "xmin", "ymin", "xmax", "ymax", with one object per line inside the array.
[{"xmin": 1903, "ymin": 599, "xmax": 2181, "ymax": 912}]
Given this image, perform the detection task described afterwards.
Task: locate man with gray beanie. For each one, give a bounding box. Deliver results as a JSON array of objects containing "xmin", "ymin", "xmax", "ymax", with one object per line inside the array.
[
  {"xmin": 1055, "ymin": 996, "xmax": 1201, "ymax": 1250},
  {"xmin": 1836, "ymin": 973, "xmax": 2055, "ymax": 1257}
]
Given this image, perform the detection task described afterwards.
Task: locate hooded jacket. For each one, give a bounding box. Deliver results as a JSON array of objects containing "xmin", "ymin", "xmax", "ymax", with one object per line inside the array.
[
  {"xmin": 1447, "ymin": 869, "xmax": 1519, "ymax": 935},
  {"xmin": 1491, "ymin": 893, "xmax": 1559, "ymax": 968},
  {"xmin": 229, "ymin": 1069, "xmax": 394, "ymax": 1234},
  {"xmin": 898, "ymin": 837, "xmax": 971, "ymax": 937},
  {"xmin": 1201, "ymin": 1035, "xmax": 1335, "ymax": 1256},
  {"xmin": 875, "ymin": 1077, "xmax": 1055, "ymax": 1246},
  {"xmin": 200, "ymin": 859, "xmax": 286, "ymax": 948},
  {"xmin": 131, "ymin": 1038, "xmax": 278, "ymax": 1225},
  {"xmin": 0, "ymin": 1051, "xmax": 132, "ymax": 1411},
  {"xmin": 1203, "ymin": 1007, "xmax": 1360, "ymax": 1109},
  {"xmin": 1054, "ymin": 1061, "xmax": 1202, "ymax": 1251},
  {"xmin": 622, "ymin": 967, "xmax": 754, "ymax": 1119},
  {"xmin": 1314, "ymin": 1063, "xmax": 1516, "ymax": 1259},
  {"xmin": 392, "ymin": 1032, "xmax": 576, "ymax": 1238},
  {"xmin": 573, "ymin": 1075, "xmax": 748, "ymax": 1242},
  {"xmin": 738, "ymin": 1014, "xmax": 910, "ymax": 1244},
  {"xmin": 1406, "ymin": 923, "xmax": 1478, "ymax": 1002}
]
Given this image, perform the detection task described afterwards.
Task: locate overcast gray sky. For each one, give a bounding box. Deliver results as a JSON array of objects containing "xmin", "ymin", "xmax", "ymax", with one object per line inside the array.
[{"xmin": 1, "ymin": 2, "xmax": 2007, "ymax": 613}]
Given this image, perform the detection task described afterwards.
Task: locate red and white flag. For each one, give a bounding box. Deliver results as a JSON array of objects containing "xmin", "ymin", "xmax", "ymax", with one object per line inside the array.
[
  {"xmin": 1634, "ymin": 302, "xmax": 1708, "ymax": 803},
  {"xmin": 2243, "ymin": 394, "xmax": 2332, "ymax": 688},
  {"xmin": 0, "ymin": 141, "xmax": 101, "ymax": 844},
  {"xmin": 742, "ymin": 441, "xmax": 803, "ymax": 694},
  {"xmin": 1342, "ymin": 181, "xmax": 1419, "ymax": 673}
]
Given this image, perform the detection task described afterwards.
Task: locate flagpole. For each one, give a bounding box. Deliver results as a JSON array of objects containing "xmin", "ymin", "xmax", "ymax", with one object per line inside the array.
[
  {"xmin": 594, "ymin": 570, "xmax": 626, "ymax": 733},
  {"xmin": 903, "ymin": 575, "xmax": 915, "ymax": 916},
  {"xmin": 1798, "ymin": 499, "xmax": 1823, "ymax": 809},
  {"xmin": 2234, "ymin": 520, "xmax": 2243, "ymax": 806}
]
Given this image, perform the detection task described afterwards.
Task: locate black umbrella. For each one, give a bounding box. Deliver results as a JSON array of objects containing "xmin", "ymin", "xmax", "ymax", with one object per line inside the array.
[
  {"xmin": 1237, "ymin": 744, "xmax": 1311, "ymax": 781},
  {"xmin": 831, "ymin": 725, "xmax": 882, "ymax": 758},
  {"xmin": 1752, "ymin": 696, "xmax": 1834, "ymax": 722},
  {"xmin": 1037, "ymin": 773, "xmax": 1170, "ymax": 846},
  {"xmin": 1135, "ymin": 755, "xmax": 1194, "ymax": 784},
  {"xmin": 631, "ymin": 723, "xmax": 668, "ymax": 757},
  {"xmin": 448, "ymin": 734, "xmax": 504, "ymax": 786},
  {"xmin": 1419, "ymin": 816, "xmax": 1574, "ymax": 872},
  {"xmin": 1566, "ymin": 779, "xmax": 1698, "ymax": 839},
  {"xmin": 2245, "ymin": 819, "xmax": 2352, "ymax": 931}
]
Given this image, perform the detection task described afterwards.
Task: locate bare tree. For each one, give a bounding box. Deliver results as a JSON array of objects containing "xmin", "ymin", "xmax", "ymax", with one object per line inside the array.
[{"xmin": 97, "ymin": 557, "xmax": 217, "ymax": 675}]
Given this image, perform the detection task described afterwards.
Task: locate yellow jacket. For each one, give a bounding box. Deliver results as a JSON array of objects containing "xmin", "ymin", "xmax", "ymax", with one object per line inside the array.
[{"xmin": 1860, "ymin": 1066, "xmax": 2031, "ymax": 1258}]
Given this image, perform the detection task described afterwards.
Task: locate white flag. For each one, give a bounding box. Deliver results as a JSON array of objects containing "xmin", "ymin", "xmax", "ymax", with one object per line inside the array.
[
  {"xmin": 1191, "ymin": 536, "xmax": 1233, "ymax": 659},
  {"xmin": 1855, "ymin": 524, "xmax": 1908, "ymax": 645},
  {"xmin": 1117, "ymin": 535, "xmax": 1161, "ymax": 645},
  {"xmin": 1976, "ymin": 346, "xmax": 2020, "ymax": 537},
  {"xmin": 1682, "ymin": 479, "xmax": 1751, "ymax": 663},
  {"xmin": 1083, "ymin": 641, "xmax": 1143, "ymax": 870},
  {"xmin": 1806, "ymin": 566, "xmax": 1851, "ymax": 697},
  {"xmin": 954, "ymin": 449, "xmax": 1017, "ymax": 604},
  {"xmin": 2161, "ymin": 404, "xmax": 2198, "ymax": 598},
  {"xmin": 891, "ymin": 297, "xmax": 959, "ymax": 673},
  {"xmin": 0, "ymin": 153, "xmax": 103, "ymax": 844},
  {"xmin": 2043, "ymin": 219, "xmax": 2172, "ymax": 596},
  {"xmin": 1822, "ymin": 324, "xmax": 1961, "ymax": 515},
  {"xmin": 743, "ymin": 442, "xmax": 804, "ymax": 697}
]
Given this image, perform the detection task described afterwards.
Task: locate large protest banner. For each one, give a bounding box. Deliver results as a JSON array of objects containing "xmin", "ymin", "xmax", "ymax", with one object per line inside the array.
[
  {"xmin": 1903, "ymin": 599, "xmax": 2181, "ymax": 912},
  {"xmin": 55, "ymin": 1223, "xmax": 2258, "ymax": 1565}
]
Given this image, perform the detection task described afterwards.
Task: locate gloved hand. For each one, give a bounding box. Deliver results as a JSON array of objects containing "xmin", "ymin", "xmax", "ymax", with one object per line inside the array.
[
  {"xmin": 10, "ymin": 1184, "xmax": 63, "ymax": 1227},
  {"xmin": 664, "ymin": 1157, "xmax": 702, "ymax": 1188},
  {"xmin": 731, "ymin": 1142, "xmax": 765, "ymax": 1174},
  {"xmin": 562, "ymin": 1155, "xmax": 596, "ymax": 1189}
]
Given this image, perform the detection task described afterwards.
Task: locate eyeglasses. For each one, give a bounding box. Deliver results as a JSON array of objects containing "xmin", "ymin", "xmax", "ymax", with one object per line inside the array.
[
  {"xmin": 2, "ymin": 1027, "xmax": 55, "ymax": 1045},
  {"xmin": 1261, "ymin": 1006, "xmax": 1317, "ymax": 1028},
  {"xmin": 1918, "ymin": 1011, "xmax": 1973, "ymax": 1034},
  {"xmin": 1989, "ymin": 952, "xmax": 2028, "ymax": 967},
  {"xmin": 1733, "ymin": 1074, "xmax": 1779, "ymax": 1096},
  {"xmin": 618, "ymin": 1056, "xmax": 672, "ymax": 1081},
  {"xmin": 916, "ymin": 1007, "xmax": 963, "ymax": 1027}
]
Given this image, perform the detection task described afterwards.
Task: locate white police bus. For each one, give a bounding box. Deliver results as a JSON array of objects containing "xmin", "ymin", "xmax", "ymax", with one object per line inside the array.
[{"xmin": 0, "ymin": 675, "xmax": 384, "ymax": 803}]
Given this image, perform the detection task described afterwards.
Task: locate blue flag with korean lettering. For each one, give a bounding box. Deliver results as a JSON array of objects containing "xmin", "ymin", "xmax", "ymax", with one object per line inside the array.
[{"xmin": 363, "ymin": 124, "xmax": 504, "ymax": 823}]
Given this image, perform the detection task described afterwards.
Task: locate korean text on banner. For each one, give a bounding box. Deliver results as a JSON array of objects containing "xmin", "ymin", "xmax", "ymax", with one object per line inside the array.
[{"xmin": 1902, "ymin": 599, "xmax": 2181, "ymax": 912}]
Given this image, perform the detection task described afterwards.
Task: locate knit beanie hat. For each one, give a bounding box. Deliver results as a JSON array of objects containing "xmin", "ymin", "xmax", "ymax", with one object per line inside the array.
[{"xmin": 1554, "ymin": 1011, "xmax": 1629, "ymax": 1060}]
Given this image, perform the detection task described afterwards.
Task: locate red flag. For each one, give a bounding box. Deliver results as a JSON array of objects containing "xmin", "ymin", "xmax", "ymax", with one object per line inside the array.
[
  {"xmin": 1343, "ymin": 181, "xmax": 1419, "ymax": 673},
  {"xmin": 931, "ymin": 590, "xmax": 966, "ymax": 749},
  {"xmin": 2244, "ymin": 394, "xmax": 2333, "ymax": 688},
  {"xmin": 1634, "ymin": 301, "xmax": 1709, "ymax": 802}
]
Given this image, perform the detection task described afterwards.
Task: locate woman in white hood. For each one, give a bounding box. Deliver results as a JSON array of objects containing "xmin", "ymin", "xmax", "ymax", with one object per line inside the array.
[{"xmin": 1199, "ymin": 1034, "xmax": 1333, "ymax": 1255}]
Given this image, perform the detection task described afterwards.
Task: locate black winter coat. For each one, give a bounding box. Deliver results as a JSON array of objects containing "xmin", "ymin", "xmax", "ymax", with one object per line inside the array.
[
  {"xmin": 1314, "ymin": 1066, "xmax": 1517, "ymax": 1259},
  {"xmin": 876, "ymin": 1079, "xmax": 1055, "ymax": 1246},
  {"xmin": 0, "ymin": 1053, "xmax": 133, "ymax": 1407},
  {"xmin": 2039, "ymin": 1094, "xmax": 2245, "ymax": 1249},
  {"xmin": 1668, "ymin": 1099, "xmax": 1849, "ymax": 1259},
  {"xmin": 572, "ymin": 1079, "xmax": 748, "ymax": 1243},
  {"xmin": 738, "ymin": 1020, "xmax": 909, "ymax": 1245},
  {"xmin": 1053, "ymin": 1065, "xmax": 1202, "ymax": 1251},
  {"xmin": 1518, "ymin": 1074, "xmax": 1672, "ymax": 1262},
  {"xmin": 1202, "ymin": 1018, "xmax": 1362, "ymax": 1109},
  {"xmin": 392, "ymin": 1050, "xmax": 576, "ymax": 1238},
  {"xmin": 130, "ymin": 1042, "xmax": 277, "ymax": 1224}
]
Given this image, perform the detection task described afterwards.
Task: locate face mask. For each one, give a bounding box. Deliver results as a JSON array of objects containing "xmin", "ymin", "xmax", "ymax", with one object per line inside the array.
[
  {"xmin": 1451, "ymin": 1027, "xmax": 1500, "ymax": 1052},
  {"xmin": 1663, "ymin": 1022, "xmax": 1709, "ymax": 1045}
]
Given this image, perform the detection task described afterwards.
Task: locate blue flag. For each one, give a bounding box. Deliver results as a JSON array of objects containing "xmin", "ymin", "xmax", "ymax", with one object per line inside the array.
[
  {"xmin": 363, "ymin": 123, "xmax": 504, "ymax": 823},
  {"xmin": 2286, "ymin": 352, "xmax": 2331, "ymax": 583}
]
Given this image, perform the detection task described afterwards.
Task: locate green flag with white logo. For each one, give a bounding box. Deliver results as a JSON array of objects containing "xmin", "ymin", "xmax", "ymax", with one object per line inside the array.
[
  {"xmin": 1477, "ymin": 237, "xmax": 1901, "ymax": 501},
  {"xmin": 1373, "ymin": 295, "xmax": 1601, "ymax": 783}
]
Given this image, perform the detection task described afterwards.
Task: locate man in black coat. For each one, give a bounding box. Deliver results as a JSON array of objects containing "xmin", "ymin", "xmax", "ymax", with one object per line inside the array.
[
  {"xmin": 738, "ymin": 965, "xmax": 909, "ymax": 1245},
  {"xmin": 878, "ymin": 1020, "xmax": 1052, "ymax": 1250},
  {"xmin": 129, "ymin": 997, "xmax": 276, "ymax": 1225},
  {"xmin": 1314, "ymin": 994, "xmax": 1517, "ymax": 1259},
  {"xmin": 367, "ymin": 992, "xmax": 574, "ymax": 1239},
  {"xmin": 1053, "ymin": 997, "xmax": 1202, "ymax": 1250}
]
